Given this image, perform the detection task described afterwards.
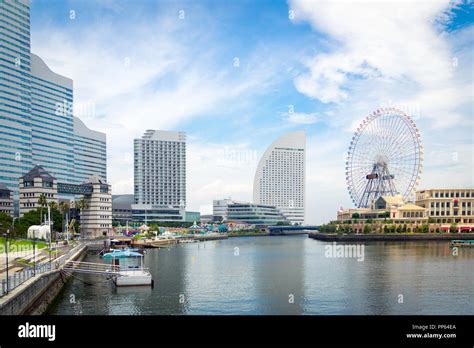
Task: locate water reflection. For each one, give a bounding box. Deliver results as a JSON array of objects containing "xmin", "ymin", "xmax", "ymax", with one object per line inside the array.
[{"xmin": 48, "ymin": 236, "xmax": 474, "ymax": 315}]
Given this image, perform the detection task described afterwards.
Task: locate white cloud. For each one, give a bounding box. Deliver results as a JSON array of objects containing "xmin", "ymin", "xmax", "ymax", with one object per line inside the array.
[
  {"xmin": 31, "ymin": 10, "xmax": 287, "ymax": 205},
  {"xmin": 289, "ymin": 0, "xmax": 473, "ymax": 223},
  {"xmin": 289, "ymin": 0, "xmax": 470, "ymax": 128}
]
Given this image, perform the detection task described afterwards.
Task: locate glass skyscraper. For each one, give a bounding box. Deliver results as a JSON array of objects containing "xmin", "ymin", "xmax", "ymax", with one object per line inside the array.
[
  {"xmin": 0, "ymin": 0, "xmax": 107, "ymax": 210},
  {"xmin": 0, "ymin": 0, "xmax": 33, "ymax": 191}
]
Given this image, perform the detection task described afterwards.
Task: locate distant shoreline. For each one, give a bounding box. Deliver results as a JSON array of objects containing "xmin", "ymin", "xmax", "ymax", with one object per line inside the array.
[
  {"xmin": 308, "ymin": 232, "xmax": 474, "ymax": 242},
  {"xmin": 228, "ymin": 232, "xmax": 270, "ymax": 238}
]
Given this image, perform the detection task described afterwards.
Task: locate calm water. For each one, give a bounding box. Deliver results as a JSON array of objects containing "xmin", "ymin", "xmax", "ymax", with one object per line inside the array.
[{"xmin": 48, "ymin": 235, "xmax": 474, "ymax": 315}]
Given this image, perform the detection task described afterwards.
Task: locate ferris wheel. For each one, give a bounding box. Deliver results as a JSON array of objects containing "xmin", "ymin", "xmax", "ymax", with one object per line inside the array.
[{"xmin": 345, "ymin": 107, "xmax": 423, "ymax": 208}]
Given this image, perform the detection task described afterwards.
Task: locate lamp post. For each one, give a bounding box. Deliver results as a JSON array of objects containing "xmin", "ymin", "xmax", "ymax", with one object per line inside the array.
[
  {"xmin": 48, "ymin": 205, "xmax": 52, "ymax": 266},
  {"xmin": 33, "ymin": 230, "xmax": 36, "ymax": 276},
  {"xmin": 4, "ymin": 230, "xmax": 9, "ymax": 294}
]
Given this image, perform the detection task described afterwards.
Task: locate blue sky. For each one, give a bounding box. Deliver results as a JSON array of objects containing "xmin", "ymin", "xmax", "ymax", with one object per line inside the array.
[{"xmin": 30, "ymin": 0, "xmax": 473, "ymax": 224}]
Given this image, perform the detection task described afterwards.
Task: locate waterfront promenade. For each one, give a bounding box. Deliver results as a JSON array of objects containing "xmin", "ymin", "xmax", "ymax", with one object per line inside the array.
[{"xmin": 0, "ymin": 241, "xmax": 91, "ymax": 314}]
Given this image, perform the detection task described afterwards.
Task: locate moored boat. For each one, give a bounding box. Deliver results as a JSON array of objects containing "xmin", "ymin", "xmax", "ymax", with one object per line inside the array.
[
  {"xmin": 103, "ymin": 248, "xmax": 144, "ymax": 258},
  {"xmin": 451, "ymin": 240, "xmax": 474, "ymax": 247}
]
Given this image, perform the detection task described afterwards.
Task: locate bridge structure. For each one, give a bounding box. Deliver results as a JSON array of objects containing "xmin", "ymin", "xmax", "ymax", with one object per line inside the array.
[
  {"xmin": 268, "ymin": 225, "xmax": 319, "ymax": 235},
  {"xmin": 62, "ymin": 261, "xmax": 121, "ymax": 276},
  {"xmin": 57, "ymin": 182, "xmax": 95, "ymax": 195}
]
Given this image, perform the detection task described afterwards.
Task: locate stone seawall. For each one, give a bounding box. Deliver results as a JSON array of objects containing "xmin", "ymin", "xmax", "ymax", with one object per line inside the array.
[
  {"xmin": 0, "ymin": 243, "xmax": 87, "ymax": 315},
  {"xmin": 308, "ymin": 232, "xmax": 474, "ymax": 242}
]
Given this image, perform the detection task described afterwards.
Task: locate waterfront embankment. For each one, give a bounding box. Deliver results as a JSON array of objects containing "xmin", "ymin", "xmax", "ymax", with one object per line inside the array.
[
  {"xmin": 0, "ymin": 242, "xmax": 88, "ymax": 315},
  {"xmin": 308, "ymin": 231, "xmax": 474, "ymax": 241}
]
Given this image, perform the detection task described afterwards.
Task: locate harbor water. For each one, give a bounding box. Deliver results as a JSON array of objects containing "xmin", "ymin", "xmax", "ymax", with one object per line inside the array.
[{"xmin": 48, "ymin": 235, "xmax": 474, "ymax": 315}]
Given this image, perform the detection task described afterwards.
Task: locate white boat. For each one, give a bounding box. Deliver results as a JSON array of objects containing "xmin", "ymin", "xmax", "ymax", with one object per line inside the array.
[{"xmin": 114, "ymin": 267, "xmax": 153, "ymax": 286}]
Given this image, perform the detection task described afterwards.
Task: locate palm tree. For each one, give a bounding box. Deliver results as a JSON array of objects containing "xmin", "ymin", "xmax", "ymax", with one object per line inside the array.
[
  {"xmin": 59, "ymin": 201, "xmax": 70, "ymax": 234},
  {"xmin": 48, "ymin": 201, "xmax": 58, "ymax": 210},
  {"xmin": 76, "ymin": 197, "xmax": 88, "ymax": 212},
  {"xmin": 37, "ymin": 193, "xmax": 48, "ymax": 224}
]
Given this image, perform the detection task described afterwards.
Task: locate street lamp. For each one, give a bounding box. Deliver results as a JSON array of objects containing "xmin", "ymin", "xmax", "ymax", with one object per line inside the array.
[
  {"xmin": 33, "ymin": 230, "xmax": 36, "ymax": 276},
  {"xmin": 4, "ymin": 229, "xmax": 9, "ymax": 294}
]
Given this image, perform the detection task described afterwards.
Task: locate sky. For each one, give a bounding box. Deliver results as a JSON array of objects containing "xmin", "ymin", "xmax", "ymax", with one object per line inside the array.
[{"xmin": 30, "ymin": 0, "xmax": 474, "ymax": 224}]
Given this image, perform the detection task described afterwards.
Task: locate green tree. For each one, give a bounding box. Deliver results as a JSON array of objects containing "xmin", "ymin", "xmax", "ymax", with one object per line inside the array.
[
  {"xmin": 37, "ymin": 193, "xmax": 48, "ymax": 224},
  {"xmin": 59, "ymin": 201, "xmax": 70, "ymax": 232},
  {"xmin": 363, "ymin": 224, "xmax": 372, "ymax": 234},
  {"xmin": 396, "ymin": 225, "xmax": 403, "ymax": 233},
  {"xmin": 449, "ymin": 224, "xmax": 458, "ymax": 233},
  {"xmin": 0, "ymin": 212, "xmax": 13, "ymax": 234},
  {"xmin": 76, "ymin": 197, "xmax": 88, "ymax": 212},
  {"xmin": 352, "ymin": 213, "xmax": 360, "ymax": 219},
  {"xmin": 15, "ymin": 208, "xmax": 63, "ymax": 238},
  {"xmin": 48, "ymin": 201, "xmax": 58, "ymax": 211}
]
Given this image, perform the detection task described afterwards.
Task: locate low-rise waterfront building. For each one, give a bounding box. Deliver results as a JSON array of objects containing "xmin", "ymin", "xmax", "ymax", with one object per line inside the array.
[
  {"xmin": 334, "ymin": 189, "xmax": 474, "ymax": 233},
  {"xmin": 0, "ymin": 184, "xmax": 14, "ymax": 217},
  {"xmin": 227, "ymin": 202, "xmax": 288, "ymax": 226},
  {"xmin": 200, "ymin": 214, "xmax": 214, "ymax": 224},
  {"xmin": 112, "ymin": 194, "xmax": 134, "ymax": 225},
  {"xmin": 337, "ymin": 195, "xmax": 426, "ymax": 223},
  {"xmin": 185, "ymin": 211, "xmax": 201, "ymax": 222},
  {"xmin": 213, "ymin": 199, "xmax": 234, "ymax": 222},
  {"xmin": 131, "ymin": 204, "xmax": 185, "ymax": 224},
  {"xmin": 415, "ymin": 188, "xmax": 474, "ymax": 224},
  {"xmin": 19, "ymin": 166, "xmax": 58, "ymax": 217}
]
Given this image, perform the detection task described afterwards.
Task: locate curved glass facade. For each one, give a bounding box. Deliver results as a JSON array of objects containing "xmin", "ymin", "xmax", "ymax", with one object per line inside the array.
[{"xmin": 253, "ymin": 131, "xmax": 306, "ymax": 225}]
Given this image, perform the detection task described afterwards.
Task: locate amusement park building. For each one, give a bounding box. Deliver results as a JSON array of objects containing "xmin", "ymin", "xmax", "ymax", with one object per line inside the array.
[
  {"xmin": 337, "ymin": 195, "xmax": 427, "ymax": 224},
  {"xmin": 253, "ymin": 131, "xmax": 305, "ymax": 225},
  {"xmin": 336, "ymin": 189, "xmax": 474, "ymax": 232}
]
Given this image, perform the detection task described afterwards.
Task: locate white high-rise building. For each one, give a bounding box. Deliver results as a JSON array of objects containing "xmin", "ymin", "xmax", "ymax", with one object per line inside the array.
[
  {"xmin": 132, "ymin": 130, "xmax": 186, "ymax": 222},
  {"xmin": 253, "ymin": 131, "xmax": 306, "ymax": 225}
]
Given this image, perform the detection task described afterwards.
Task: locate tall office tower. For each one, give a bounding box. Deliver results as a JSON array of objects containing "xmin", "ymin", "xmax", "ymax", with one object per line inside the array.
[
  {"xmin": 132, "ymin": 130, "xmax": 186, "ymax": 222},
  {"xmin": 0, "ymin": 0, "xmax": 33, "ymax": 193},
  {"xmin": 30, "ymin": 53, "xmax": 75, "ymax": 184},
  {"xmin": 253, "ymin": 131, "xmax": 306, "ymax": 225},
  {"xmin": 0, "ymin": 0, "xmax": 107, "ymax": 211},
  {"xmin": 73, "ymin": 117, "xmax": 107, "ymax": 183}
]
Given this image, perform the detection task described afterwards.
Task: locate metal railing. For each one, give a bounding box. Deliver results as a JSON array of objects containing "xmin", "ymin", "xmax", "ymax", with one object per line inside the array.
[
  {"xmin": 63, "ymin": 260, "xmax": 121, "ymax": 275},
  {"xmin": 0, "ymin": 242, "xmax": 86, "ymax": 298}
]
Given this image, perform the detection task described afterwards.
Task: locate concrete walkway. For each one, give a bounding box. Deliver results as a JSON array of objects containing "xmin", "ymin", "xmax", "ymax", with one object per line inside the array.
[{"xmin": 0, "ymin": 243, "xmax": 77, "ymax": 280}]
